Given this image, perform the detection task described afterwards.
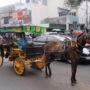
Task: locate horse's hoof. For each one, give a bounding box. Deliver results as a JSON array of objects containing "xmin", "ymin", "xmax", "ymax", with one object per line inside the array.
[
  {"xmin": 45, "ymin": 75, "xmax": 49, "ymax": 78},
  {"xmin": 74, "ymin": 80, "xmax": 77, "ymax": 84},
  {"xmin": 71, "ymin": 82, "xmax": 77, "ymax": 86},
  {"xmin": 45, "ymin": 74, "xmax": 51, "ymax": 78},
  {"xmin": 45, "ymin": 76, "xmax": 49, "ymax": 78},
  {"xmin": 71, "ymin": 83, "xmax": 75, "ymax": 86},
  {"xmin": 48, "ymin": 74, "xmax": 52, "ymax": 78}
]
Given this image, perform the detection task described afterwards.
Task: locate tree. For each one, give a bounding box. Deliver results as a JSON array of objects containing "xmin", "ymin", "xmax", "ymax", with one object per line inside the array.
[{"xmin": 65, "ymin": 0, "xmax": 82, "ymax": 8}]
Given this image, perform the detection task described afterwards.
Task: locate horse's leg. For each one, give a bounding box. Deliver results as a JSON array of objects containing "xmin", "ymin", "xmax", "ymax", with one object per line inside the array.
[
  {"xmin": 45, "ymin": 63, "xmax": 48, "ymax": 77},
  {"xmin": 45, "ymin": 63, "xmax": 52, "ymax": 77},
  {"xmin": 71, "ymin": 60, "xmax": 77, "ymax": 86},
  {"xmin": 47, "ymin": 63, "xmax": 52, "ymax": 77}
]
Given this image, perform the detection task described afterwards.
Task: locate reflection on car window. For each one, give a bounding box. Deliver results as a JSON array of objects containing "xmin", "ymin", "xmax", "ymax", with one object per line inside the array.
[
  {"xmin": 47, "ymin": 36, "xmax": 58, "ymax": 41},
  {"xmin": 35, "ymin": 36, "xmax": 47, "ymax": 42}
]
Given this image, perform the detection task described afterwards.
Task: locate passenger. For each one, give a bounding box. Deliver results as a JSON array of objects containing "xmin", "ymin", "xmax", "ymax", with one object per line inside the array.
[
  {"xmin": 17, "ymin": 33, "xmax": 28, "ymax": 49},
  {"xmin": 25, "ymin": 33, "xmax": 32, "ymax": 44}
]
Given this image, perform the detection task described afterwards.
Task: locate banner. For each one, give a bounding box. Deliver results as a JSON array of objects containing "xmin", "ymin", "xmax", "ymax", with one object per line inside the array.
[
  {"xmin": 26, "ymin": 26, "xmax": 31, "ymax": 31},
  {"xmin": 0, "ymin": 25, "xmax": 47, "ymax": 34},
  {"xmin": 36, "ymin": 27, "xmax": 40, "ymax": 32},
  {"xmin": 17, "ymin": 10, "xmax": 23, "ymax": 20}
]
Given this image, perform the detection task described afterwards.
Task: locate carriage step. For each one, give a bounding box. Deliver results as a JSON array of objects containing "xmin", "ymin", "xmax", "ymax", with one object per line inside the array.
[
  {"xmin": 25, "ymin": 60, "xmax": 42, "ymax": 66},
  {"xmin": 32, "ymin": 60, "xmax": 41, "ymax": 63}
]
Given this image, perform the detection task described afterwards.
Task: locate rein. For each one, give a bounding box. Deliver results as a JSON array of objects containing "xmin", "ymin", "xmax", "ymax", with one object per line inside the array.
[
  {"xmin": 76, "ymin": 37, "xmax": 85, "ymax": 48},
  {"xmin": 69, "ymin": 38, "xmax": 78, "ymax": 48}
]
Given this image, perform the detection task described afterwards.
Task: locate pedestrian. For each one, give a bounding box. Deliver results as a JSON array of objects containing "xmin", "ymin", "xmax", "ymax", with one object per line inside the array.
[
  {"xmin": 0, "ymin": 35, "xmax": 4, "ymax": 61},
  {"xmin": 25, "ymin": 33, "xmax": 32, "ymax": 42},
  {"xmin": 70, "ymin": 29, "xmax": 73, "ymax": 38}
]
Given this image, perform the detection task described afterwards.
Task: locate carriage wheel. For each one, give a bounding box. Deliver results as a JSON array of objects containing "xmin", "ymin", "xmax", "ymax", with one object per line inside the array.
[
  {"xmin": 35, "ymin": 55, "xmax": 45, "ymax": 70},
  {"xmin": 0, "ymin": 57, "xmax": 3, "ymax": 68},
  {"xmin": 13, "ymin": 58, "xmax": 25, "ymax": 76}
]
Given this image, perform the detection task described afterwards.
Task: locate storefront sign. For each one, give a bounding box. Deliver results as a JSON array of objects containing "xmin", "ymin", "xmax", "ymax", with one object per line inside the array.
[
  {"xmin": 26, "ymin": 26, "xmax": 30, "ymax": 31},
  {"xmin": 36, "ymin": 27, "xmax": 40, "ymax": 32},
  {"xmin": 17, "ymin": 10, "xmax": 23, "ymax": 20}
]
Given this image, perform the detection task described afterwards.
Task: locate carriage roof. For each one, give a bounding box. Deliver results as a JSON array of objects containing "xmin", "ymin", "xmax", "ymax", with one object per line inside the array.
[{"xmin": 0, "ymin": 25, "xmax": 47, "ymax": 34}]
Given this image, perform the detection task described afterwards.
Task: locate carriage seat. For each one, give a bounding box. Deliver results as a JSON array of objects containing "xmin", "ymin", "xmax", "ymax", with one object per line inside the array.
[
  {"xmin": 12, "ymin": 48, "xmax": 23, "ymax": 54},
  {"xmin": 23, "ymin": 44, "xmax": 44, "ymax": 58}
]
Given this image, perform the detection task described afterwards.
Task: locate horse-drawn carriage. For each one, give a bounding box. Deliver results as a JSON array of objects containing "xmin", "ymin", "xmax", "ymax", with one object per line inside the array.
[
  {"xmin": 11, "ymin": 44, "xmax": 46, "ymax": 75},
  {"xmin": 0, "ymin": 33, "xmax": 46, "ymax": 76},
  {"xmin": 1, "ymin": 28, "xmax": 90, "ymax": 86}
]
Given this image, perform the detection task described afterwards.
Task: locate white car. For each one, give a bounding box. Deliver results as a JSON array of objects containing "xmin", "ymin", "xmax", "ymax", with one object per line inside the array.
[{"xmin": 81, "ymin": 44, "xmax": 90, "ymax": 60}]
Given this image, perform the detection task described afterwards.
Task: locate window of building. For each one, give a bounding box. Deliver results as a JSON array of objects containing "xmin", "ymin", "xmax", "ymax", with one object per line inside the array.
[
  {"xmin": 42, "ymin": 0, "xmax": 47, "ymax": 5},
  {"xmin": 32, "ymin": 0, "xmax": 40, "ymax": 4},
  {"xmin": 23, "ymin": 10, "xmax": 32, "ymax": 24},
  {"xmin": 71, "ymin": 12, "xmax": 76, "ymax": 16},
  {"xmin": 26, "ymin": 0, "xmax": 30, "ymax": 3},
  {"xmin": 4, "ymin": 17, "xmax": 9, "ymax": 24},
  {"xmin": 73, "ymin": 12, "xmax": 76, "ymax": 16},
  {"xmin": 59, "ymin": 12, "xmax": 66, "ymax": 16}
]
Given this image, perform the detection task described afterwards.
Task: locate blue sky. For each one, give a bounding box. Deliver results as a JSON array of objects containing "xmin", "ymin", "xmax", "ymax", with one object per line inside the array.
[{"xmin": 0, "ymin": 0, "xmax": 25, "ymax": 7}]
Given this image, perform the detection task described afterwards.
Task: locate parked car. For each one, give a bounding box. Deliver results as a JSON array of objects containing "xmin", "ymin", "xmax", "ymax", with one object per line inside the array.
[
  {"xmin": 81, "ymin": 44, "xmax": 90, "ymax": 61},
  {"xmin": 33, "ymin": 35, "xmax": 71, "ymax": 45},
  {"xmin": 33, "ymin": 35, "xmax": 90, "ymax": 63},
  {"xmin": 33, "ymin": 35, "xmax": 72, "ymax": 61},
  {"xmin": 68, "ymin": 43, "xmax": 90, "ymax": 64}
]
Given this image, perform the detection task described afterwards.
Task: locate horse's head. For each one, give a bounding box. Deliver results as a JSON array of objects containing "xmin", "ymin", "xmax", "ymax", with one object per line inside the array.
[{"xmin": 77, "ymin": 32, "xmax": 90, "ymax": 50}]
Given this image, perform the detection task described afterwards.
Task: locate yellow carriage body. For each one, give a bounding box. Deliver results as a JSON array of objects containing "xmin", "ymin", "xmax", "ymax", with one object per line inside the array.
[{"xmin": 9, "ymin": 46, "xmax": 45, "ymax": 76}]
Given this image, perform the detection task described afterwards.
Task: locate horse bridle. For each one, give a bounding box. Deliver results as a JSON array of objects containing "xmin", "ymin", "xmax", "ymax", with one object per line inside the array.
[
  {"xmin": 75, "ymin": 33, "xmax": 88, "ymax": 48},
  {"xmin": 69, "ymin": 38, "xmax": 78, "ymax": 48},
  {"xmin": 69, "ymin": 37, "xmax": 86, "ymax": 48}
]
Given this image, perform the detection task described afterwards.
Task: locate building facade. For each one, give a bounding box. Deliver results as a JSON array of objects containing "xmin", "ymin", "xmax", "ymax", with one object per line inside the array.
[
  {"xmin": 0, "ymin": 3, "xmax": 31, "ymax": 27},
  {"xmin": 0, "ymin": 0, "xmax": 80, "ymax": 30},
  {"xmin": 24, "ymin": 0, "xmax": 66, "ymax": 25}
]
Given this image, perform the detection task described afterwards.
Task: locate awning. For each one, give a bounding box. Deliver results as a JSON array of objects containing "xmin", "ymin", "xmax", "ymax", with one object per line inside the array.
[{"xmin": 72, "ymin": 30, "xmax": 82, "ymax": 34}]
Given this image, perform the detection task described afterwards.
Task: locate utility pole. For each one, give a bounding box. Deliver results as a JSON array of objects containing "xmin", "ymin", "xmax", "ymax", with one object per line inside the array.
[{"xmin": 86, "ymin": 0, "xmax": 88, "ymax": 29}]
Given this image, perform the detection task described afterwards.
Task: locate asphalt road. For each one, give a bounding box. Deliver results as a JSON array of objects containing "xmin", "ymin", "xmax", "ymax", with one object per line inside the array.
[{"xmin": 0, "ymin": 61, "xmax": 90, "ymax": 90}]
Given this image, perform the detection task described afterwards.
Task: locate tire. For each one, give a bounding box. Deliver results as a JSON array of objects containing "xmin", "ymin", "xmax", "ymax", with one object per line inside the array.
[{"xmin": 13, "ymin": 58, "xmax": 25, "ymax": 76}]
